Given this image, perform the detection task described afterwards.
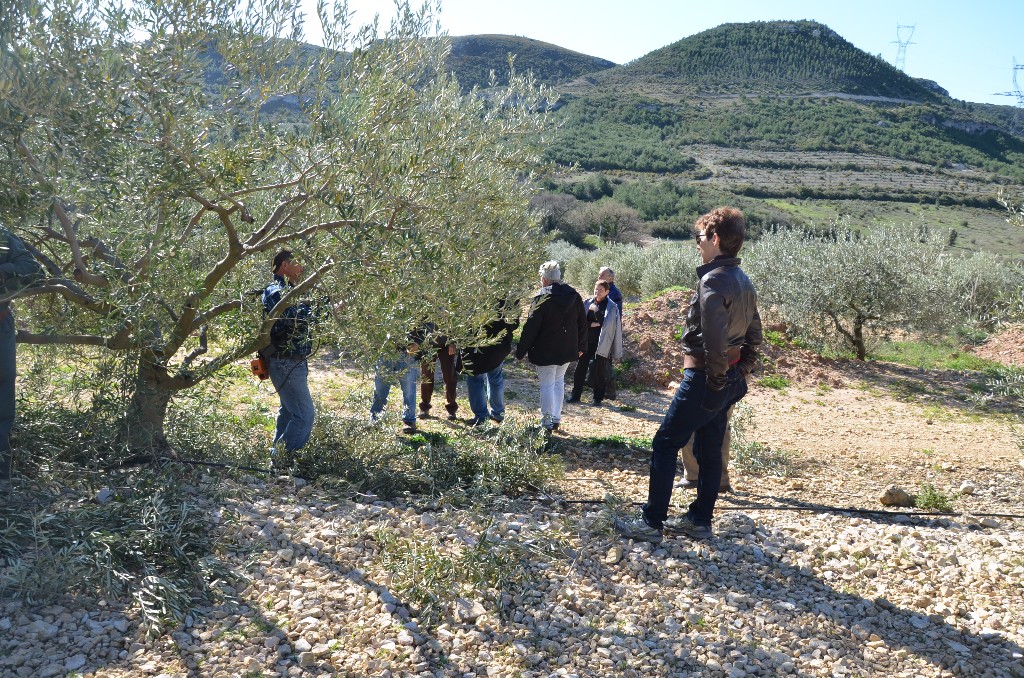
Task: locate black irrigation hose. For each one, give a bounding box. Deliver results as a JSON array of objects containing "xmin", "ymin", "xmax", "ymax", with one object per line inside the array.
[
  {"xmin": 14, "ymin": 457, "xmax": 1024, "ymax": 521},
  {"xmin": 555, "ymin": 496, "xmax": 1024, "ymax": 519}
]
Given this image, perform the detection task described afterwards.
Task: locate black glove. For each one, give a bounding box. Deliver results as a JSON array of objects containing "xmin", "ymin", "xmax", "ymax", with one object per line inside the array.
[{"xmin": 701, "ymin": 385, "xmax": 728, "ymax": 413}]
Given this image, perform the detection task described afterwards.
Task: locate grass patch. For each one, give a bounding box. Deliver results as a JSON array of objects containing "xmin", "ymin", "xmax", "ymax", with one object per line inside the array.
[
  {"xmin": 584, "ymin": 434, "xmax": 652, "ymax": 450},
  {"xmin": 871, "ymin": 338, "xmax": 1006, "ymax": 374},
  {"xmin": 763, "ymin": 329, "xmax": 788, "ymax": 347},
  {"xmin": 757, "ymin": 375, "xmax": 791, "ymax": 390},
  {"xmin": 914, "ymin": 483, "xmax": 955, "ymax": 512}
]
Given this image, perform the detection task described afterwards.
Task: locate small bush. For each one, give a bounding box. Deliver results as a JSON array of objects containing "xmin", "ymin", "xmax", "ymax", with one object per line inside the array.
[
  {"xmin": 914, "ymin": 483, "xmax": 955, "ymax": 512},
  {"xmin": 376, "ymin": 518, "xmax": 563, "ymax": 626},
  {"xmin": 729, "ymin": 403, "xmax": 793, "ymax": 477},
  {"xmin": 758, "ymin": 375, "xmax": 791, "ymax": 390}
]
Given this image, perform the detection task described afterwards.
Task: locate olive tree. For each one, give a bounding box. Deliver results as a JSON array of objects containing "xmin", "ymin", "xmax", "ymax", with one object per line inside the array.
[
  {"xmin": 744, "ymin": 223, "xmax": 957, "ymax": 360},
  {"xmin": 1, "ymin": 0, "xmax": 551, "ymax": 451}
]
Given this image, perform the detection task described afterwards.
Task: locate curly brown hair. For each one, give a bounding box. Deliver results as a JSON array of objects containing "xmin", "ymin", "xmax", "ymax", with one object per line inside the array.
[{"xmin": 695, "ymin": 207, "xmax": 745, "ymax": 256}]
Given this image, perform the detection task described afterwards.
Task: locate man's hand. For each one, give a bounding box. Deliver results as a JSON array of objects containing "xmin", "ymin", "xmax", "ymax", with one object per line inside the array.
[
  {"xmin": 447, "ymin": 344, "xmax": 456, "ymax": 356},
  {"xmin": 578, "ymin": 351, "xmax": 584, "ymax": 358},
  {"xmin": 407, "ymin": 343, "xmax": 419, "ymax": 355}
]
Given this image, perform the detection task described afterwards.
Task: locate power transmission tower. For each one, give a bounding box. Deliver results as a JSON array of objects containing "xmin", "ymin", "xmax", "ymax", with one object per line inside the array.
[
  {"xmin": 993, "ymin": 58, "xmax": 1024, "ymax": 135},
  {"xmin": 891, "ymin": 24, "xmax": 915, "ymax": 72}
]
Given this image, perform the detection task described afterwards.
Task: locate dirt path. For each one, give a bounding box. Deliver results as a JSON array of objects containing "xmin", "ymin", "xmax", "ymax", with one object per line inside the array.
[{"xmin": 490, "ymin": 362, "xmax": 1023, "ymax": 518}]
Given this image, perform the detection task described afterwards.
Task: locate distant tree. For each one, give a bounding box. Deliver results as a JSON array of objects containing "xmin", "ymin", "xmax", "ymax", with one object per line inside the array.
[
  {"xmin": 1, "ymin": 0, "xmax": 551, "ymax": 451},
  {"xmin": 566, "ymin": 200, "xmax": 641, "ymax": 243},
  {"xmin": 530, "ymin": 192, "xmax": 579, "ymax": 233}
]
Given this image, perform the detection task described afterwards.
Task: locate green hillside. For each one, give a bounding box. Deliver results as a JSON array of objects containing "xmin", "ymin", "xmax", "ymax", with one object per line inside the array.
[
  {"xmin": 596, "ymin": 20, "xmax": 937, "ymax": 100},
  {"xmin": 446, "ymin": 35, "xmax": 614, "ymax": 91}
]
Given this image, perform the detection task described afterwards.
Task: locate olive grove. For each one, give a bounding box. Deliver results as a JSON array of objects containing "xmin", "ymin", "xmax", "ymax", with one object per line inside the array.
[
  {"xmin": 744, "ymin": 223, "xmax": 1021, "ymax": 360},
  {"xmin": 1, "ymin": 0, "xmax": 551, "ymax": 450}
]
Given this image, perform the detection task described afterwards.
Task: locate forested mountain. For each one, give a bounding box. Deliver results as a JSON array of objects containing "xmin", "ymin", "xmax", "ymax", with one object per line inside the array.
[
  {"xmin": 446, "ymin": 35, "xmax": 615, "ymax": 91},
  {"xmin": 591, "ymin": 20, "xmax": 937, "ymax": 100},
  {"xmin": 199, "ymin": 25, "xmax": 1024, "ymax": 254}
]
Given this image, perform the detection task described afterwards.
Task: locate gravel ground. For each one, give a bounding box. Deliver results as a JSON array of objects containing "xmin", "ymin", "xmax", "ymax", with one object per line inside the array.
[{"xmin": 2, "ymin": 361, "xmax": 1022, "ymax": 677}]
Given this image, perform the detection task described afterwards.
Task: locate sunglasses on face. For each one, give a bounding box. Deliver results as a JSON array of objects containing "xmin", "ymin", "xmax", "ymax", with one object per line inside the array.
[{"xmin": 694, "ymin": 231, "xmax": 711, "ymax": 243}]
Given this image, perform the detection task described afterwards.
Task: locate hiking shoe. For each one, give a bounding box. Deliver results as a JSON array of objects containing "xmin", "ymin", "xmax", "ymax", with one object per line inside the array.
[
  {"xmin": 664, "ymin": 514, "xmax": 713, "ymax": 540},
  {"xmin": 401, "ymin": 423, "xmax": 417, "ymax": 435},
  {"xmin": 466, "ymin": 416, "xmax": 487, "ymax": 427},
  {"xmin": 674, "ymin": 478, "xmax": 698, "ymax": 490},
  {"xmin": 489, "ymin": 415, "xmax": 504, "ymax": 424},
  {"xmin": 447, "ymin": 413, "xmax": 458, "ymax": 422},
  {"xmin": 613, "ymin": 513, "xmax": 663, "ymax": 544},
  {"xmin": 567, "ymin": 395, "xmax": 581, "ymax": 403}
]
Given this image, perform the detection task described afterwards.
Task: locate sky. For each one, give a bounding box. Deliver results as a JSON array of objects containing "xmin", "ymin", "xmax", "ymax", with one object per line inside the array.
[{"xmin": 297, "ymin": 0, "xmax": 1024, "ymax": 107}]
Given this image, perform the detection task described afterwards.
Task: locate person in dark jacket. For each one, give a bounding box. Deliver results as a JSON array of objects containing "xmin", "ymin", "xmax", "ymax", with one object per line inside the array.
[
  {"xmin": 598, "ymin": 267, "xmax": 623, "ymax": 310},
  {"xmin": 262, "ymin": 250, "xmax": 325, "ymax": 465},
  {"xmin": 569, "ymin": 280, "xmax": 623, "ymax": 406},
  {"xmin": 515, "ymin": 261, "xmax": 587, "ymax": 432},
  {"xmin": 462, "ymin": 299, "xmax": 519, "ymax": 426},
  {"xmin": 0, "ymin": 227, "xmax": 42, "ymax": 489},
  {"xmin": 615, "ymin": 207, "xmax": 762, "ymax": 543}
]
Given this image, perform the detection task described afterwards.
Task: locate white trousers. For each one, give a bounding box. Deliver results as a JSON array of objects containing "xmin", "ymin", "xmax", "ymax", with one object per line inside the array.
[{"xmin": 537, "ymin": 362, "xmax": 572, "ymax": 427}]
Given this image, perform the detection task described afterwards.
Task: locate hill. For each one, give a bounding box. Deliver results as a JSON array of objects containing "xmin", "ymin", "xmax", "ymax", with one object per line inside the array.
[
  {"xmin": 590, "ymin": 20, "xmax": 938, "ymax": 100},
  {"xmin": 446, "ymin": 34, "xmax": 615, "ymax": 92}
]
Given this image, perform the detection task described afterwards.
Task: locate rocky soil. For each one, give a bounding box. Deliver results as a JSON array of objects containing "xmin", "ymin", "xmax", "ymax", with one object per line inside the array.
[{"xmin": 2, "ymin": 305, "xmax": 1022, "ymax": 677}]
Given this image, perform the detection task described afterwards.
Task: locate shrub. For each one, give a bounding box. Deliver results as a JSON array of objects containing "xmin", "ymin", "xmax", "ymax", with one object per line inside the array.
[
  {"xmin": 729, "ymin": 403, "xmax": 793, "ymax": 477},
  {"xmin": 914, "ymin": 483, "xmax": 955, "ymax": 512},
  {"xmin": 555, "ymin": 240, "xmax": 700, "ymax": 300}
]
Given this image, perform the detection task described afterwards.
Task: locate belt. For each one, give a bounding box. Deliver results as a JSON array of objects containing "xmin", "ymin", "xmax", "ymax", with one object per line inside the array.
[{"xmin": 683, "ymin": 346, "xmax": 742, "ymax": 370}]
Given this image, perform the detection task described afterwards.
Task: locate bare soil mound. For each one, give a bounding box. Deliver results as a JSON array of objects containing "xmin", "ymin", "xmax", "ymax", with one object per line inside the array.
[
  {"xmin": 972, "ymin": 323, "xmax": 1024, "ymax": 367},
  {"xmin": 620, "ymin": 290, "xmax": 844, "ymax": 388}
]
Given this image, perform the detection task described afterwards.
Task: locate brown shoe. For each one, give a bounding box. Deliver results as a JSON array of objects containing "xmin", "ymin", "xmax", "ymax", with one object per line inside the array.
[{"xmin": 401, "ymin": 423, "xmax": 417, "ymax": 435}]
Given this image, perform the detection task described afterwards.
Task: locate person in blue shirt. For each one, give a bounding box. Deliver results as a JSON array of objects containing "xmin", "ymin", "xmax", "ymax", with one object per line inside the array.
[
  {"xmin": 1, "ymin": 228, "xmax": 43, "ymax": 490},
  {"xmin": 262, "ymin": 250, "xmax": 324, "ymax": 466}
]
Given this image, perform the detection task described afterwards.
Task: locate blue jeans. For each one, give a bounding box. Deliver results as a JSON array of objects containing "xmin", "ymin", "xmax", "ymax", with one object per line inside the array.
[
  {"xmin": 466, "ymin": 363, "xmax": 505, "ymax": 421},
  {"xmin": 0, "ymin": 309, "xmax": 16, "ymax": 480},
  {"xmin": 643, "ymin": 367, "xmax": 748, "ymax": 528},
  {"xmin": 371, "ymin": 353, "xmax": 419, "ymax": 425},
  {"xmin": 268, "ymin": 358, "xmax": 315, "ymax": 453}
]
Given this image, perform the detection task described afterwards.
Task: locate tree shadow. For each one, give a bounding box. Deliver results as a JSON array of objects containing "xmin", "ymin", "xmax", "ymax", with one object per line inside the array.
[
  {"xmin": 505, "ymin": 508, "xmax": 1024, "ymax": 676},
  {"xmin": 832, "ymin": 360, "xmax": 1021, "ymax": 416}
]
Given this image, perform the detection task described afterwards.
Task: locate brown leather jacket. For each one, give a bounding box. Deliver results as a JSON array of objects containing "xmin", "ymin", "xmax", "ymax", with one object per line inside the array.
[{"xmin": 681, "ymin": 255, "xmax": 762, "ymax": 391}]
